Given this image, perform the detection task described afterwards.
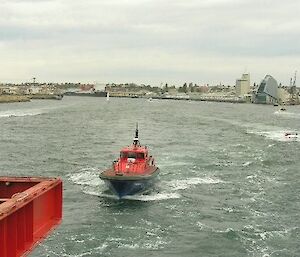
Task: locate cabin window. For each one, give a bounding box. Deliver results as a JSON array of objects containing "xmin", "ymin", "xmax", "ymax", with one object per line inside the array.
[
  {"xmin": 137, "ymin": 153, "xmax": 144, "ymax": 159},
  {"xmin": 127, "ymin": 152, "xmax": 137, "ymax": 158},
  {"xmin": 120, "ymin": 152, "xmax": 128, "ymax": 158}
]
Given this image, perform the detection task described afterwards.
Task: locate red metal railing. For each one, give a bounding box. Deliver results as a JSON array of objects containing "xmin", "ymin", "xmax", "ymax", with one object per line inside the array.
[{"xmin": 0, "ymin": 177, "xmax": 62, "ymax": 257}]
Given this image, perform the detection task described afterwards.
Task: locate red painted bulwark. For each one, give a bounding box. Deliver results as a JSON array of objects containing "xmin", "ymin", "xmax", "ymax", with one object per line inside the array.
[{"xmin": 0, "ymin": 177, "xmax": 63, "ymax": 257}]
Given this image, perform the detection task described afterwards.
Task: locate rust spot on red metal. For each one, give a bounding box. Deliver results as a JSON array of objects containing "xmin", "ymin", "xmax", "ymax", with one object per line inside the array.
[{"xmin": 0, "ymin": 176, "xmax": 63, "ymax": 257}]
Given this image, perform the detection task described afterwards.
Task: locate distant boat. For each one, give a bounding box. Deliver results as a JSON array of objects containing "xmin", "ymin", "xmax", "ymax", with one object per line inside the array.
[
  {"xmin": 94, "ymin": 91, "xmax": 107, "ymax": 97},
  {"xmin": 279, "ymin": 106, "xmax": 286, "ymax": 111},
  {"xmin": 284, "ymin": 131, "xmax": 298, "ymax": 139},
  {"xmin": 54, "ymin": 94, "xmax": 63, "ymax": 100},
  {"xmin": 273, "ymin": 103, "xmax": 279, "ymax": 106}
]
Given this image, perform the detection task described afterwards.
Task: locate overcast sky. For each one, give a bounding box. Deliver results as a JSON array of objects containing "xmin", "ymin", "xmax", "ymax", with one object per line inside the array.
[{"xmin": 1, "ymin": 0, "xmax": 299, "ymax": 86}]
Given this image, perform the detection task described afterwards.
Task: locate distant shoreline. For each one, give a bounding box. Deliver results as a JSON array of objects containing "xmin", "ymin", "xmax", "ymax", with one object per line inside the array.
[
  {"xmin": 0, "ymin": 95, "xmax": 30, "ymax": 103},
  {"xmin": 0, "ymin": 94, "xmax": 63, "ymax": 103}
]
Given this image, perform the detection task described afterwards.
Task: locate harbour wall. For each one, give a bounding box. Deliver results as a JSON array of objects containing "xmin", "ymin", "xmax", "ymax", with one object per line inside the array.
[{"xmin": 0, "ymin": 95, "xmax": 30, "ymax": 103}]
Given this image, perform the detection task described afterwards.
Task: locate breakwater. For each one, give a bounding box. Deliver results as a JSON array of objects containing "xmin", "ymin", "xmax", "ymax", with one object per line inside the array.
[
  {"xmin": 153, "ymin": 95, "xmax": 246, "ymax": 103},
  {"xmin": 29, "ymin": 94, "xmax": 63, "ymax": 100},
  {"xmin": 0, "ymin": 94, "xmax": 63, "ymax": 103},
  {"xmin": 0, "ymin": 95, "xmax": 30, "ymax": 103}
]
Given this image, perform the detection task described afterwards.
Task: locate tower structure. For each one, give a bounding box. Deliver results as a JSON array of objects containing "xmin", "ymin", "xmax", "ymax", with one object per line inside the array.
[{"xmin": 236, "ymin": 73, "xmax": 250, "ymax": 96}]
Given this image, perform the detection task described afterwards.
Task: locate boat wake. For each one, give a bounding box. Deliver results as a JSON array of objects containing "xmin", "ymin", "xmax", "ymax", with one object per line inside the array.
[
  {"xmin": 82, "ymin": 187, "xmax": 181, "ymax": 202},
  {"xmin": 206, "ymin": 116, "xmax": 299, "ymax": 143},
  {"xmin": 163, "ymin": 177, "xmax": 223, "ymax": 191},
  {"xmin": 0, "ymin": 109, "xmax": 45, "ymax": 118},
  {"xmin": 68, "ymin": 168, "xmax": 102, "ymax": 187},
  {"xmin": 69, "ymin": 168, "xmax": 223, "ymax": 201},
  {"xmin": 82, "ymin": 184, "xmax": 181, "ymax": 202},
  {"xmin": 274, "ymin": 110, "xmax": 300, "ymax": 119},
  {"xmin": 247, "ymin": 129, "xmax": 299, "ymax": 142},
  {"xmin": 122, "ymin": 192, "xmax": 181, "ymax": 201}
]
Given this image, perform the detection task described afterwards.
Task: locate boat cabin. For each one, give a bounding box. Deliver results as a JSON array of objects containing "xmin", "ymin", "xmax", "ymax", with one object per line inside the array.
[
  {"xmin": 110, "ymin": 124, "xmax": 156, "ymax": 174},
  {"xmin": 112, "ymin": 144, "xmax": 155, "ymax": 174},
  {"xmin": 120, "ymin": 146, "xmax": 148, "ymax": 162}
]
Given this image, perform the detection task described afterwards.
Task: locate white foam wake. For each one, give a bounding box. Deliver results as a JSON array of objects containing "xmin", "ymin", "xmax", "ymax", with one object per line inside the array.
[
  {"xmin": 122, "ymin": 192, "xmax": 181, "ymax": 201},
  {"xmin": 0, "ymin": 109, "xmax": 45, "ymax": 118},
  {"xmin": 83, "ymin": 188, "xmax": 181, "ymax": 202},
  {"xmin": 68, "ymin": 168, "xmax": 102, "ymax": 187},
  {"xmin": 274, "ymin": 111, "xmax": 300, "ymax": 119},
  {"xmin": 67, "ymin": 168, "xmax": 176, "ymax": 202},
  {"xmin": 247, "ymin": 129, "xmax": 299, "ymax": 142},
  {"xmin": 69, "ymin": 168, "xmax": 222, "ymax": 201},
  {"xmin": 164, "ymin": 177, "xmax": 223, "ymax": 191}
]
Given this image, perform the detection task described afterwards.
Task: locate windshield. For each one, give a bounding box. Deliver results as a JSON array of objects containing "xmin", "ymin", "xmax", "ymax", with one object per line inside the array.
[
  {"xmin": 137, "ymin": 153, "xmax": 144, "ymax": 159},
  {"xmin": 120, "ymin": 152, "xmax": 127, "ymax": 158},
  {"xmin": 121, "ymin": 152, "xmax": 137, "ymax": 158},
  {"xmin": 128, "ymin": 152, "xmax": 137, "ymax": 158}
]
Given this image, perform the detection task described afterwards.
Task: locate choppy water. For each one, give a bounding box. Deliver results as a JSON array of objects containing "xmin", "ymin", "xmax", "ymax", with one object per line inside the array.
[{"xmin": 0, "ymin": 97, "xmax": 299, "ymax": 257}]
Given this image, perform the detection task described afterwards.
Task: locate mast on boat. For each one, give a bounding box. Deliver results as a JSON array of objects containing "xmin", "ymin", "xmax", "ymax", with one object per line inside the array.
[{"xmin": 133, "ymin": 123, "xmax": 140, "ymax": 147}]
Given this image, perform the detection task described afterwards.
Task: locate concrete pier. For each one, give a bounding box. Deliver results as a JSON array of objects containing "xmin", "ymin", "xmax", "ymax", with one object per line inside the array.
[{"xmin": 0, "ymin": 95, "xmax": 30, "ymax": 103}]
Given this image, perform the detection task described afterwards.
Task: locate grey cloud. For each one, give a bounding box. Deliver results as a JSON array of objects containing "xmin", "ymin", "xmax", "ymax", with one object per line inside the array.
[{"xmin": 0, "ymin": 0, "xmax": 299, "ymax": 84}]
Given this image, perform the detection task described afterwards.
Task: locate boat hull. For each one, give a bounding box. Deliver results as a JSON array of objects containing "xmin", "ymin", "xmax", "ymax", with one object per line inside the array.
[{"xmin": 100, "ymin": 168, "xmax": 159, "ymax": 198}]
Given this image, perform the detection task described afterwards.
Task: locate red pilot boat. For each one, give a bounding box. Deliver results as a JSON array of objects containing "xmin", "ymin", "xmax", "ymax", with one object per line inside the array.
[{"xmin": 99, "ymin": 125, "xmax": 159, "ymax": 198}]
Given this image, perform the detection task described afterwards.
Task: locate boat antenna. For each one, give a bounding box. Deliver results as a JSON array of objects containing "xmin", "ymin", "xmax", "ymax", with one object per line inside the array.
[{"xmin": 133, "ymin": 123, "xmax": 140, "ymax": 146}]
